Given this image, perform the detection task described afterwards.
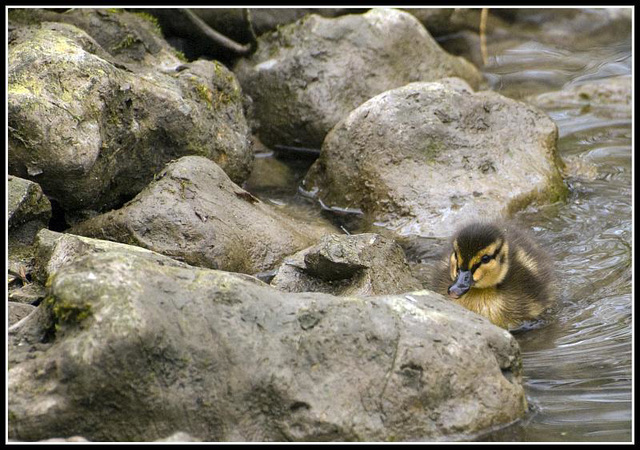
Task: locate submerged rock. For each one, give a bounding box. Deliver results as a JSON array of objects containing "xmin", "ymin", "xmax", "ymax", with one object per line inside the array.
[
  {"xmin": 526, "ymin": 76, "xmax": 632, "ymax": 119},
  {"xmin": 303, "ymin": 78, "xmax": 567, "ymax": 238},
  {"xmin": 492, "ymin": 8, "xmax": 632, "ymax": 49},
  {"xmin": 8, "ymin": 20, "xmax": 252, "ymax": 217},
  {"xmin": 9, "ymin": 250, "xmax": 526, "ymax": 442},
  {"xmin": 69, "ymin": 156, "xmax": 333, "ymax": 274},
  {"xmin": 271, "ymin": 233, "xmax": 423, "ymax": 296},
  {"xmin": 234, "ymin": 8, "xmax": 482, "ymax": 150}
]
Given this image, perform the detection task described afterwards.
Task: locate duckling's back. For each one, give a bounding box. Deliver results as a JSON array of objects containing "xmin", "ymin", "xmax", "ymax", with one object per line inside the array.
[{"xmin": 500, "ymin": 225, "xmax": 556, "ymax": 323}]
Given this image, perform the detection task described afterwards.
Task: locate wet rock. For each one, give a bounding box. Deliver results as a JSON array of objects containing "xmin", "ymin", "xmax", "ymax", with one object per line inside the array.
[
  {"xmin": 9, "ymin": 250, "xmax": 526, "ymax": 441},
  {"xmin": 271, "ymin": 233, "xmax": 423, "ymax": 296},
  {"xmin": 69, "ymin": 156, "xmax": 334, "ymax": 274},
  {"xmin": 234, "ymin": 8, "xmax": 483, "ymax": 150},
  {"xmin": 244, "ymin": 151, "xmax": 300, "ymax": 193},
  {"xmin": 8, "ymin": 176, "xmax": 51, "ymax": 245},
  {"xmin": 9, "ymin": 302, "xmax": 36, "ymax": 327},
  {"xmin": 302, "ymin": 78, "xmax": 567, "ymax": 238},
  {"xmin": 526, "ymin": 76, "xmax": 632, "ymax": 119},
  {"xmin": 8, "ymin": 20, "xmax": 252, "ymax": 217}
]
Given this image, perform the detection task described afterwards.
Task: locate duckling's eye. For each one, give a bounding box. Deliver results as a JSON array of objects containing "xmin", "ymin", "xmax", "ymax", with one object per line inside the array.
[{"xmin": 481, "ymin": 255, "xmax": 491, "ymax": 264}]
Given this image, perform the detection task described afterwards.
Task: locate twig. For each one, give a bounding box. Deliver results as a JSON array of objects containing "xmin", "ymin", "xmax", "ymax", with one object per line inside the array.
[
  {"xmin": 180, "ymin": 8, "xmax": 253, "ymax": 56},
  {"xmin": 480, "ymin": 8, "xmax": 489, "ymax": 67},
  {"xmin": 243, "ymin": 8, "xmax": 258, "ymax": 54}
]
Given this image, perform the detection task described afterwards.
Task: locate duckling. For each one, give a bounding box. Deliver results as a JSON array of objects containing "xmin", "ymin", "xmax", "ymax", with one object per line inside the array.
[{"xmin": 430, "ymin": 221, "xmax": 556, "ymax": 330}]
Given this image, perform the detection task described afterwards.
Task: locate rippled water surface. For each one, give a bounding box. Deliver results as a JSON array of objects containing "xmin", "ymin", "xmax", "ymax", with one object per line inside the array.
[
  {"xmin": 478, "ymin": 38, "xmax": 633, "ymax": 442},
  {"xmin": 245, "ymin": 23, "xmax": 632, "ymax": 443}
]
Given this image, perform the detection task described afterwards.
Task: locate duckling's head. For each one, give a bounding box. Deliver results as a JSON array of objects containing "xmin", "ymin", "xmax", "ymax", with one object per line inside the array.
[{"xmin": 447, "ymin": 222, "xmax": 510, "ymax": 299}]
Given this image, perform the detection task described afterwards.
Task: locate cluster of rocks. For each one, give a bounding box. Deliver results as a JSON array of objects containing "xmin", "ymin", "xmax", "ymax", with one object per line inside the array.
[{"xmin": 7, "ymin": 6, "xmax": 629, "ymax": 442}]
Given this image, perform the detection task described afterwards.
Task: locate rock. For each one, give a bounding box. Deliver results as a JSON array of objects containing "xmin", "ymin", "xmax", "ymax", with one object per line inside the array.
[
  {"xmin": 8, "ymin": 20, "xmax": 252, "ymax": 217},
  {"xmin": 271, "ymin": 233, "xmax": 423, "ymax": 296},
  {"xmin": 9, "ymin": 302, "xmax": 36, "ymax": 327},
  {"xmin": 8, "ymin": 283, "xmax": 47, "ymax": 305},
  {"xmin": 244, "ymin": 152, "xmax": 301, "ymax": 192},
  {"xmin": 526, "ymin": 76, "xmax": 632, "ymax": 119},
  {"xmin": 234, "ymin": 8, "xmax": 483, "ymax": 150},
  {"xmin": 68, "ymin": 156, "xmax": 334, "ymax": 274},
  {"xmin": 302, "ymin": 78, "xmax": 567, "ymax": 238},
  {"xmin": 9, "ymin": 250, "xmax": 526, "ymax": 442},
  {"xmin": 32, "ymin": 229, "xmax": 199, "ymax": 284},
  {"xmin": 30, "ymin": 228, "xmax": 266, "ymax": 295},
  {"xmin": 8, "ymin": 176, "xmax": 51, "ymax": 245},
  {"xmin": 8, "ymin": 247, "xmax": 39, "ymax": 309},
  {"xmin": 7, "ymin": 176, "xmax": 50, "ymax": 305},
  {"xmin": 9, "ymin": 8, "xmax": 182, "ymax": 70}
]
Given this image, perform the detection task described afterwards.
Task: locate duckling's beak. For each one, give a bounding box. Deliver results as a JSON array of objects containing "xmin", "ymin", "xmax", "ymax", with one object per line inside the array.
[{"xmin": 448, "ymin": 270, "xmax": 473, "ymax": 299}]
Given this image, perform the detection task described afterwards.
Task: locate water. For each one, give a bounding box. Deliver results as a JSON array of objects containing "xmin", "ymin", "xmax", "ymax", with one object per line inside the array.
[
  {"xmin": 244, "ymin": 19, "xmax": 633, "ymax": 443},
  {"xmin": 476, "ymin": 32, "xmax": 633, "ymax": 443}
]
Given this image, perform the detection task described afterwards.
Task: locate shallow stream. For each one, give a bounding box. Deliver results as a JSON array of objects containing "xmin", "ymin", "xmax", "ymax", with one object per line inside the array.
[{"xmin": 478, "ymin": 36, "xmax": 632, "ymax": 443}]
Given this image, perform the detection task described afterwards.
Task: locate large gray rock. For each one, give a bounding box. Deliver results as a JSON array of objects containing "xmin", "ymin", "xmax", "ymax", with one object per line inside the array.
[
  {"xmin": 8, "ymin": 20, "xmax": 252, "ymax": 216},
  {"xmin": 69, "ymin": 156, "xmax": 334, "ymax": 274},
  {"xmin": 302, "ymin": 78, "xmax": 567, "ymax": 239},
  {"xmin": 234, "ymin": 8, "xmax": 483, "ymax": 150},
  {"xmin": 271, "ymin": 233, "xmax": 423, "ymax": 296},
  {"xmin": 9, "ymin": 250, "xmax": 526, "ymax": 442}
]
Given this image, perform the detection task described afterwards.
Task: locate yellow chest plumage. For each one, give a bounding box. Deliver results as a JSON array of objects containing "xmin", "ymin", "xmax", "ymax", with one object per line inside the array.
[{"xmin": 454, "ymin": 288, "xmax": 511, "ymax": 329}]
